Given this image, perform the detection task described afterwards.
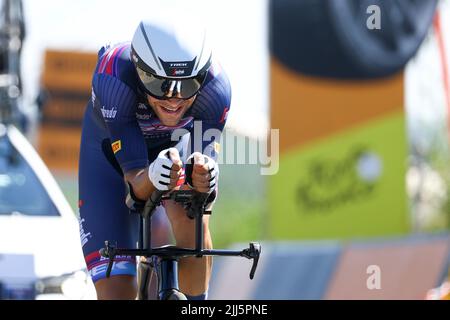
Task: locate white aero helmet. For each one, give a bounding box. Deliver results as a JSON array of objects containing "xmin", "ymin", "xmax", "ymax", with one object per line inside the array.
[{"xmin": 131, "ymin": 18, "xmax": 212, "ymax": 99}]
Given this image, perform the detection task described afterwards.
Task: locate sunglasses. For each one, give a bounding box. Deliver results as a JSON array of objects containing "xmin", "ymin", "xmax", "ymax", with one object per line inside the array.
[{"xmin": 136, "ymin": 67, "xmax": 207, "ymax": 100}]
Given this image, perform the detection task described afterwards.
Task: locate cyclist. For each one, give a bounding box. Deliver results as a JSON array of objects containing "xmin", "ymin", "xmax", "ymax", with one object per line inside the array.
[{"xmin": 78, "ymin": 17, "xmax": 231, "ymax": 300}]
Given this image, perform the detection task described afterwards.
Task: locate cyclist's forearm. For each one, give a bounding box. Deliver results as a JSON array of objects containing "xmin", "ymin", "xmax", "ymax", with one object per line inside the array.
[{"xmin": 124, "ymin": 168, "xmax": 156, "ymax": 201}]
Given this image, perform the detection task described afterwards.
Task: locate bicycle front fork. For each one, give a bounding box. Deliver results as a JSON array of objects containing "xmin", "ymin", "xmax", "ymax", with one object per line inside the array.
[
  {"xmin": 156, "ymin": 258, "xmax": 183, "ymax": 300},
  {"xmin": 137, "ymin": 257, "xmax": 182, "ymax": 300}
]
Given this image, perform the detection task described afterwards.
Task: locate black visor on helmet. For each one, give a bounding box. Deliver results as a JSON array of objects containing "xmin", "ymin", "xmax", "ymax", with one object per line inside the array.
[{"xmin": 136, "ymin": 67, "xmax": 208, "ymax": 100}]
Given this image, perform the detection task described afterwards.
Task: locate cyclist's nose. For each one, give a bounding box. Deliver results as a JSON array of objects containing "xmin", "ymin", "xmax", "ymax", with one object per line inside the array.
[{"xmin": 164, "ymin": 98, "xmax": 185, "ymax": 107}]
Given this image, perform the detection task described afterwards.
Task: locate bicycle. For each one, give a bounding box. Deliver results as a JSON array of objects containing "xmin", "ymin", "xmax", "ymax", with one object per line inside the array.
[{"xmin": 99, "ymin": 187, "xmax": 261, "ymax": 300}]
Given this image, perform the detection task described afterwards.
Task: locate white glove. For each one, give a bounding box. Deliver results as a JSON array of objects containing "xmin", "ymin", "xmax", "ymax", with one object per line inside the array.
[
  {"xmin": 186, "ymin": 152, "xmax": 219, "ymax": 193},
  {"xmin": 206, "ymin": 155, "xmax": 219, "ymax": 193},
  {"xmin": 148, "ymin": 148, "xmax": 180, "ymax": 191}
]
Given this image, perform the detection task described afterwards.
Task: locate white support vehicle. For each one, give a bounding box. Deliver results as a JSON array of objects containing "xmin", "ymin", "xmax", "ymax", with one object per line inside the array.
[{"xmin": 0, "ymin": 123, "xmax": 95, "ymax": 299}]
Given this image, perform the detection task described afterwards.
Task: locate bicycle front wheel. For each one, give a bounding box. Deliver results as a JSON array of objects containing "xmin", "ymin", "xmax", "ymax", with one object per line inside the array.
[{"xmin": 161, "ymin": 289, "xmax": 188, "ymax": 300}]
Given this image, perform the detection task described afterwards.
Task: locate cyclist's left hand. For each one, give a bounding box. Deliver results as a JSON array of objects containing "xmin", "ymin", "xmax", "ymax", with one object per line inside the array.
[{"xmin": 189, "ymin": 152, "xmax": 218, "ymax": 194}]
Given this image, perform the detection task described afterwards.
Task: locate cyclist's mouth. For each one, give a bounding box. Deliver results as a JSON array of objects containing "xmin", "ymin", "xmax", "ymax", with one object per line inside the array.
[{"xmin": 159, "ymin": 105, "xmax": 183, "ymax": 115}]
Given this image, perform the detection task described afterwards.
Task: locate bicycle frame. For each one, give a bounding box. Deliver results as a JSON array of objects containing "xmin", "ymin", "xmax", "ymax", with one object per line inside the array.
[{"xmin": 100, "ymin": 189, "xmax": 261, "ymax": 300}]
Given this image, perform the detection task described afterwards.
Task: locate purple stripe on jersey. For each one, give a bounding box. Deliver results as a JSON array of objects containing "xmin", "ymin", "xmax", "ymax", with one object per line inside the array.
[
  {"xmin": 98, "ymin": 54, "xmax": 109, "ymax": 74},
  {"xmin": 105, "ymin": 47, "xmax": 120, "ymax": 75},
  {"xmin": 113, "ymin": 44, "xmax": 128, "ymax": 76},
  {"xmin": 137, "ymin": 116, "xmax": 194, "ymax": 130},
  {"xmin": 99, "ymin": 47, "xmax": 118, "ymax": 74},
  {"xmin": 100, "ymin": 48, "xmax": 114, "ymax": 73}
]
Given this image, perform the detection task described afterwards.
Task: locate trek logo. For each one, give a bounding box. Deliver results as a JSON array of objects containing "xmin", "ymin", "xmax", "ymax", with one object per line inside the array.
[
  {"xmin": 112, "ymin": 140, "xmax": 122, "ymax": 154},
  {"xmin": 170, "ymin": 63, "xmax": 188, "ymax": 76},
  {"xmin": 101, "ymin": 106, "xmax": 117, "ymax": 120},
  {"xmin": 160, "ymin": 57, "xmax": 196, "ymax": 78},
  {"xmin": 170, "ymin": 63, "xmax": 188, "ymax": 67}
]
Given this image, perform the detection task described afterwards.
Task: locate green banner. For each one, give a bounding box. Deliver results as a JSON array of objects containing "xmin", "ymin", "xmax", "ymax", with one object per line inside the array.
[{"xmin": 269, "ymin": 111, "xmax": 409, "ymax": 239}]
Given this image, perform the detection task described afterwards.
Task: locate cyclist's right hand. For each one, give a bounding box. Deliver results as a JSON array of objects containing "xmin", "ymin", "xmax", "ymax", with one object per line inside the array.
[{"xmin": 148, "ymin": 148, "xmax": 183, "ymax": 191}]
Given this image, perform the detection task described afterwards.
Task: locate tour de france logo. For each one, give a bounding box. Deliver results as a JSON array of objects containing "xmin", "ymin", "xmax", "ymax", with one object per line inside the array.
[{"xmin": 296, "ymin": 146, "xmax": 383, "ymax": 213}]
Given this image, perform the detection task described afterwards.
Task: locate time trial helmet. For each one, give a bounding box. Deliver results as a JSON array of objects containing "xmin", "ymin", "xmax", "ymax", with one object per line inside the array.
[{"xmin": 131, "ymin": 19, "xmax": 212, "ymax": 100}]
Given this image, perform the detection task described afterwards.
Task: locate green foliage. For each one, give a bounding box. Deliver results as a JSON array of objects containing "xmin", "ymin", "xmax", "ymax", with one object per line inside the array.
[
  {"xmin": 209, "ymin": 164, "xmax": 266, "ymax": 248},
  {"xmin": 409, "ymin": 118, "xmax": 450, "ymax": 231}
]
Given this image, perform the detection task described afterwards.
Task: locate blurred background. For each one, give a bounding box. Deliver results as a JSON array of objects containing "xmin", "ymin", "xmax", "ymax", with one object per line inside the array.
[{"xmin": 1, "ymin": 0, "xmax": 450, "ymax": 299}]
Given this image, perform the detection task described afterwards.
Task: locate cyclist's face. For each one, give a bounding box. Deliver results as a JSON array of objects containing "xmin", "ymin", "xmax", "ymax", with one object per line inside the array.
[{"xmin": 147, "ymin": 94, "xmax": 196, "ymax": 126}]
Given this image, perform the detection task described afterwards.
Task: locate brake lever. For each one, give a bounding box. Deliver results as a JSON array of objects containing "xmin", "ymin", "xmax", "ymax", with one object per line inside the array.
[
  {"xmin": 99, "ymin": 241, "xmax": 116, "ymax": 278},
  {"xmin": 242, "ymin": 242, "xmax": 261, "ymax": 280}
]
